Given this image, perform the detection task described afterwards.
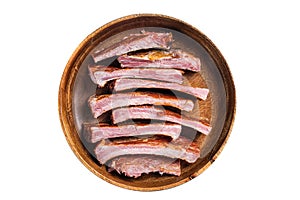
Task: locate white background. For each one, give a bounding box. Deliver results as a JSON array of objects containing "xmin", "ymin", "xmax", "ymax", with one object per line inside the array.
[{"xmin": 1, "ymin": 0, "xmax": 299, "ymax": 199}]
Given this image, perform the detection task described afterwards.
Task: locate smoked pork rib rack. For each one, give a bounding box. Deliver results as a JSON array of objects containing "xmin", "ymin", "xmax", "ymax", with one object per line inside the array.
[
  {"xmin": 83, "ymin": 122, "xmax": 182, "ymax": 143},
  {"xmin": 118, "ymin": 49, "xmax": 201, "ymax": 72},
  {"xmin": 88, "ymin": 92, "xmax": 194, "ymax": 118},
  {"xmin": 112, "ymin": 105, "xmax": 211, "ymax": 135},
  {"xmin": 95, "ymin": 136, "xmax": 200, "ymax": 164},
  {"xmin": 89, "ymin": 65, "xmax": 184, "ymax": 87},
  {"xmin": 92, "ymin": 31, "xmax": 173, "ymax": 63},
  {"xmin": 112, "ymin": 78, "xmax": 209, "ymax": 100},
  {"xmin": 108, "ymin": 155, "xmax": 181, "ymax": 178}
]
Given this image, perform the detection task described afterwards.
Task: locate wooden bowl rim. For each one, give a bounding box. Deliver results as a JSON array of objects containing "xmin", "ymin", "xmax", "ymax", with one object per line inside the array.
[{"xmin": 58, "ymin": 13, "xmax": 236, "ymax": 191}]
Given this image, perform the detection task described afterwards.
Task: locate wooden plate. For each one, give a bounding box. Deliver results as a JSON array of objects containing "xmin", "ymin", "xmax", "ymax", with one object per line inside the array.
[{"xmin": 58, "ymin": 14, "xmax": 236, "ymax": 191}]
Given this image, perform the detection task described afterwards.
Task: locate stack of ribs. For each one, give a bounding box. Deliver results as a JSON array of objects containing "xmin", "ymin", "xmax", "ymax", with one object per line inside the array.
[{"xmin": 83, "ymin": 30, "xmax": 212, "ymax": 178}]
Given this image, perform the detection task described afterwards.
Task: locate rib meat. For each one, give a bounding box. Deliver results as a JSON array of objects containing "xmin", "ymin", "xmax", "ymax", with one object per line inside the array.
[
  {"xmin": 89, "ymin": 92, "xmax": 194, "ymax": 118},
  {"xmin": 118, "ymin": 49, "xmax": 201, "ymax": 72},
  {"xmin": 113, "ymin": 78, "xmax": 209, "ymax": 100},
  {"xmin": 83, "ymin": 122, "xmax": 182, "ymax": 143},
  {"xmin": 108, "ymin": 155, "xmax": 181, "ymax": 178},
  {"xmin": 88, "ymin": 65, "xmax": 183, "ymax": 87},
  {"xmin": 112, "ymin": 106, "xmax": 211, "ymax": 135},
  {"xmin": 95, "ymin": 136, "xmax": 200, "ymax": 164},
  {"xmin": 91, "ymin": 31, "xmax": 173, "ymax": 63}
]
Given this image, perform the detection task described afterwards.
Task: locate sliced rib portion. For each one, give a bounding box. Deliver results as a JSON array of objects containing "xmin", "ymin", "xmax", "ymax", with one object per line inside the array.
[
  {"xmin": 83, "ymin": 122, "xmax": 182, "ymax": 143},
  {"xmin": 89, "ymin": 92, "xmax": 194, "ymax": 118},
  {"xmin": 108, "ymin": 155, "xmax": 181, "ymax": 178},
  {"xmin": 95, "ymin": 136, "xmax": 200, "ymax": 164},
  {"xmin": 92, "ymin": 31, "xmax": 173, "ymax": 63},
  {"xmin": 112, "ymin": 106, "xmax": 211, "ymax": 135},
  {"xmin": 89, "ymin": 65, "xmax": 183, "ymax": 87},
  {"xmin": 113, "ymin": 78, "xmax": 209, "ymax": 100},
  {"xmin": 118, "ymin": 49, "xmax": 201, "ymax": 72}
]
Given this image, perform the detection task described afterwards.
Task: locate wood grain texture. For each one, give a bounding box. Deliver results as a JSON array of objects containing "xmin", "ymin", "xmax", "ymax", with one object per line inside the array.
[{"xmin": 58, "ymin": 14, "xmax": 236, "ymax": 191}]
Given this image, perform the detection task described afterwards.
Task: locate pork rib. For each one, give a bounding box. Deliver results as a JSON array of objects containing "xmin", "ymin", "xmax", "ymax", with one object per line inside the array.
[
  {"xmin": 88, "ymin": 65, "xmax": 183, "ymax": 87},
  {"xmin": 108, "ymin": 155, "xmax": 181, "ymax": 178},
  {"xmin": 113, "ymin": 78, "xmax": 209, "ymax": 100},
  {"xmin": 83, "ymin": 122, "xmax": 182, "ymax": 143},
  {"xmin": 89, "ymin": 92, "xmax": 194, "ymax": 118},
  {"xmin": 112, "ymin": 106, "xmax": 211, "ymax": 135},
  {"xmin": 95, "ymin": 136, "xmax": 200, "ymax": 164},
  {"xmin": 91, "ymin": 31, "xmax": 173, "ymax": 63},
  {"xmin": 118, "ymin": 49, "xmax": 201, "ymax": 72}
]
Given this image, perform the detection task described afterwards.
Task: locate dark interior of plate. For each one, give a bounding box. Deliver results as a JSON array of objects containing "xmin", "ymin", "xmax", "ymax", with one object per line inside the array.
[{"xmin": 59, "ymin": 14, "xmax": 235, "ymax": 191}]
